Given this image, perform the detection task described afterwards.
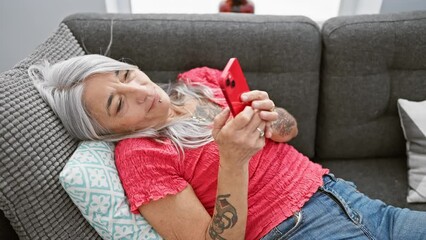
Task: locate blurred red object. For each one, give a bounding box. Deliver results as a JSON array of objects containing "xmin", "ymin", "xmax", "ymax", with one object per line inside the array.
[{"xmin": 219, "ymin": 0, "xmax": 255, "ymax": 13}]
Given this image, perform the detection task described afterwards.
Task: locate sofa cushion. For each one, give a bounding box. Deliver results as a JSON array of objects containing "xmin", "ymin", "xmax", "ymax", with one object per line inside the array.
[
  {"xmin": 397, "ymin": 99, "xmax": 426, "ymax": 203},
  {"xmin": 60, "ymin": 141, "xmax": 162, "ymax": 239},
  {"xmin": 317, "ymin": 157, "xmax": 426, "ymax": 212},
  {"xmin": 62, "ymin": 13, "xmax": 322, "ymax": 158},
  {"xmin": 0, "ymin": 24, "xmax": 100, "ymax": 239},
  {"xmin": 318, "ymin": 11, "xmax": 426, "ymax": 159}
]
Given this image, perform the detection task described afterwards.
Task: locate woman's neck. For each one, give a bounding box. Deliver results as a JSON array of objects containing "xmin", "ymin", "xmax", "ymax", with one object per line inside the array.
[
  {"xmin": 169, "ymin": 99, "xmax": 198, "ymax": 120},
  {"xmin": 169, "ymin": 99, "xmax": 221, "ymax": 124}
]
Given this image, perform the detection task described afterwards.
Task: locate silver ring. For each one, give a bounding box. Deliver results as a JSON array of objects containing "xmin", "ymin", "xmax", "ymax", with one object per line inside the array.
[{"xmin": 256, "ymin": 127, "xmax": 265, "ymax": 138}]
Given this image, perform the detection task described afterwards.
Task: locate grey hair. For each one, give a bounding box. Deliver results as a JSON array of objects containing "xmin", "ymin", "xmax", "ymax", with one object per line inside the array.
[
  {"xmin": 29, "ymin": 54, "xmax": 138, "ymax": 140},
  {"xmin": 28, "ymin": 54, "xmax": 218, "ymax": 153}
]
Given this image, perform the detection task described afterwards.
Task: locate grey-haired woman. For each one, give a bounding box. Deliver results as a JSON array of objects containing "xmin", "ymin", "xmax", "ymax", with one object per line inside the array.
[{"xmin": 29, "ymin": 54, "xmax": 426, "ymax": 240}]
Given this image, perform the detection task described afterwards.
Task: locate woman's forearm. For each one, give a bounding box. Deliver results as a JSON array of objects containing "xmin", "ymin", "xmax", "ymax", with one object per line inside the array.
[
  {"xmin": 206, "ymin": 163, "xmax": 249, "ymax": 240},
  {"xmin": 207, "ymin": 106, "xmax": 264, "ymax": 239},
  {"xmin": 270, "ymin": 107, "xmax": 298, "ymax": 142}
]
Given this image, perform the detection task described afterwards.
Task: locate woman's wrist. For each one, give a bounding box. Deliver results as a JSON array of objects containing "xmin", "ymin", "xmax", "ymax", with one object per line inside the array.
[{"xmin": 219, "ymin": 158, "xmax": 250, "ymax": 173}]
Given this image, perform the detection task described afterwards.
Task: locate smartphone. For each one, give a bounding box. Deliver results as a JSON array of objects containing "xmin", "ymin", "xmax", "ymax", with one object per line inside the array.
[{"xmin": 219, "ymin": 58, "xmax": 251, "ymax": 116}]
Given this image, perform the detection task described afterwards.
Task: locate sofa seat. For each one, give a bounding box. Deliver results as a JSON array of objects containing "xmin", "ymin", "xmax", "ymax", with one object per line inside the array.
[{"xmin": 318, "ymin": 157, "xmax": 426, "ymax": 212}]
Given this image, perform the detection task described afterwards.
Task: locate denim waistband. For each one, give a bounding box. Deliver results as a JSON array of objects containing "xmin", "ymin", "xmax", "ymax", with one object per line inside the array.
[{"xmin": 322, "ymin": 173, "xmax": 337, "ymax": 186}]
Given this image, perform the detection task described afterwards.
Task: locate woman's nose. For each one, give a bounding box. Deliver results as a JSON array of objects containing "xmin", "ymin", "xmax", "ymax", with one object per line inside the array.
[{"xmin": 123, "ymin": 84, "xmax": 148, "ymax": 104}]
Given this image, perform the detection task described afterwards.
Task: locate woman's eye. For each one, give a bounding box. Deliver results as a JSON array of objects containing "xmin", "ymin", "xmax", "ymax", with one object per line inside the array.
[
  {"xmin": 123, "ymin": 70, "xmax": 130, "ymax": 82},
  {"xmin": 117, "ymin": 97, "xmax": 123, "ymax": 113},
  {"xmin": 118, "ymin": 70, "xmax": 130, "ymax": 83}
]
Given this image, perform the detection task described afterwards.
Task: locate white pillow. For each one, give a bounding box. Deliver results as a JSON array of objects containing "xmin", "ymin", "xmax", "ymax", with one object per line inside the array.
[
  {"xmin": 397, "ymin": 99, "xmax": 426, "ymax": 203},
  {"xmin": 59, "ymin": 141, "xmax": 162, "ymax": 239}
]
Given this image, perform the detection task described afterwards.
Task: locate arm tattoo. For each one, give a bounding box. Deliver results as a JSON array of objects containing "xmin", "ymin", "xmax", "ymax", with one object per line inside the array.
[
  {"xmin": 271, "ymin": 108, "xmax": 296, "ymax": 136},
  {"xmin": 209, "ymin": 194, "xmax": 238, "ymax": 240}
]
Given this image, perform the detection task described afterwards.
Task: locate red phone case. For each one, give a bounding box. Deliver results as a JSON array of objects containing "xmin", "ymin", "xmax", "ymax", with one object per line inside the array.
[{"xmin": 219, "ymin": 58, "xmax": 251, "ymax": 116}]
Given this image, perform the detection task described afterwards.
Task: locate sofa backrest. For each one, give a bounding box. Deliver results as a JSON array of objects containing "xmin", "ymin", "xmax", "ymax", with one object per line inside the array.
[
  {"xmin": 0, "ymin": 13, "xmax": 323, "ymax": 238},
  {"xmin": 62, "ymin": 13, "xmax": 322, "ymax": 158},
  {"xmin": 318, "ymin": 11, "xmax": 426, "ymax": 159}
]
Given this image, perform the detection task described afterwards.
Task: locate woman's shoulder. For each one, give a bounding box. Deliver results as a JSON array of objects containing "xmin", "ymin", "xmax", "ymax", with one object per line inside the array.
[
  {"xmin": 115, "ymin": 138, "xmax": 178, "ymax": 160},
  {"xmin": 177, "ymin": 67, "xmax": 222, "ymax": 87}
]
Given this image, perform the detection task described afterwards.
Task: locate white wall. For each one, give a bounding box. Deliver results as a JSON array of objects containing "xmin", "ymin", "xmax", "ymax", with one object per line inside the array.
[
  {"xmin": 2, "ymin": 0, "xmax": 426, "ymax": 72},
  {"xmin": 339, "ymin": 0, "xmax": 426, "ymax": 16},
  {"xmin": 381, "ymin": 0, "xmax": 426, "ymax": 13},
  {"xmin": 0, "ymin": 0, "xmax": 106, "ymax": 72},
  {"xmin": 339, "ymin": 0, "xmax": 383, "ymax": 15},
  {"xmin": 132, "ymin": 0, "xmax": 340, "ymax": 22}
]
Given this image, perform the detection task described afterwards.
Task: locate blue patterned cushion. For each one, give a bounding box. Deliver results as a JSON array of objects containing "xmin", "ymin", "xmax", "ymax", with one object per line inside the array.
[{"xmin": 59, "ymin": 141, "xmax": 162, "ymax": 239}]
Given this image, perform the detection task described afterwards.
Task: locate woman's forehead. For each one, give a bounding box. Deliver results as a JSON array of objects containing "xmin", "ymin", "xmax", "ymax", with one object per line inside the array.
[{"xmin": 83, "ymin": 72, "xmax": 117, "ymax": 116}]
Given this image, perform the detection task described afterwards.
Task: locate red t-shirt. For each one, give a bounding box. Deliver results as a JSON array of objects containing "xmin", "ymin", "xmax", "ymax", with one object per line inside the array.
[{"xmin": 115, "ymin": 67, "xmax": 329, "ymax": 239}]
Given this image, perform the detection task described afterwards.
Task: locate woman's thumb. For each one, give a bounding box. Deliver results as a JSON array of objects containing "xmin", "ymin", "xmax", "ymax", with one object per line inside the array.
[{"xmin": 212, "ymin": 107, "xmax": 230, "ymax": 136}]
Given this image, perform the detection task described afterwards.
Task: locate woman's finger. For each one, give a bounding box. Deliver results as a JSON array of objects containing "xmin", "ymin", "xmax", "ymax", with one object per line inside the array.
[
  {"xmin": 259, "ymin": 110, "xmax": 279, "ymax": 122},
  {"xmin": 252, "ymin": 121, "xmax": 266, "ymax": 138},
  {"xmin": 251, "ymin": 99, "xmax": 275, "ymax": 111},
  {"xmin": 246, "ymin": 110, "xmax": 263, "ymax": 132},
  {"xmin": 265, "ymin": 122, "xmax": 273, "ymax": 139},
  {"xmin": 241, "ymin": 90, "xmax": 269, "ymax": 102},
  {"xmin": 232, "ymin": 106, "xmax": 255, "ymax": 129},
  {"xmin": 212, "ymin": 107, "xmax": 230, "ymax": 138}
]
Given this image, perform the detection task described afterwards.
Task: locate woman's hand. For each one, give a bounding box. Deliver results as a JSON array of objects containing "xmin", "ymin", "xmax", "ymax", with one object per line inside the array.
[
  {"xmin": 212, "ymin": 107, "xmax": 266, "ymax": 170},
  {"xmin": 241, "ymin": 90, "xmax": 278, "ymax": 139},
  {"xmin": 241, "ymin": 90, "xmax": 298, "ymax": 143}
]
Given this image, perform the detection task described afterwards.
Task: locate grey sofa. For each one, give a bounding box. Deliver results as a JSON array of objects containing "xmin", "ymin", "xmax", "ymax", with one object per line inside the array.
[{"xmin": 1, "ymin": 11, "xmax": 426, "ymax": 239}]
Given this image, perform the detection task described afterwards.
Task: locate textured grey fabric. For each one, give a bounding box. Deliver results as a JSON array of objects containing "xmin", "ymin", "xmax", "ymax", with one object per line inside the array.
[
  {"xmin": 0, "ymin": 23, "xmax": 100, "ymax": 239},
  {"xmin": 317, "ymin": 157, "xmax": 426, "ymax": 212},
  {"xmin": 62, "ymin": 13, "xmax": 322, "ymax": 158},
  {"xmin": 318, "ymin": 11, "xmax": 426, "ymax": 159}
]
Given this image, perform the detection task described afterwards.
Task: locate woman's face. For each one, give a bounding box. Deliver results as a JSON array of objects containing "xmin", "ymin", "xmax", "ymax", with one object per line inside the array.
[{"xmin": 83, "ymin": 69, "xmax": 172, "ymax": 134}]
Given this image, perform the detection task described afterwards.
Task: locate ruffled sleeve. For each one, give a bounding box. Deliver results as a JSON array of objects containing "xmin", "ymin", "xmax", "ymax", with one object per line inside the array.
[{"xmin": 115, "ymin": 138, "xmax": 188, "ymax": 213}]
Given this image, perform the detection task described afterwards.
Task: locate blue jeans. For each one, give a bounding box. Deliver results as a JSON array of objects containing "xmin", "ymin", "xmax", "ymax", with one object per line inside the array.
[{"xmin": 261, "ymin": 174, "xmax": 426, "ymax": 240}]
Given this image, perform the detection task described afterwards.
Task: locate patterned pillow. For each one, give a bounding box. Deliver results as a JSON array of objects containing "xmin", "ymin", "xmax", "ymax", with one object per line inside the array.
[
  {"xmin": 59, "ymin": 141, "xmax": 162, "ymax": 239},
  {"xmin": 397, "ymin": 99, "xmax": 426, "ymax": 203}
]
